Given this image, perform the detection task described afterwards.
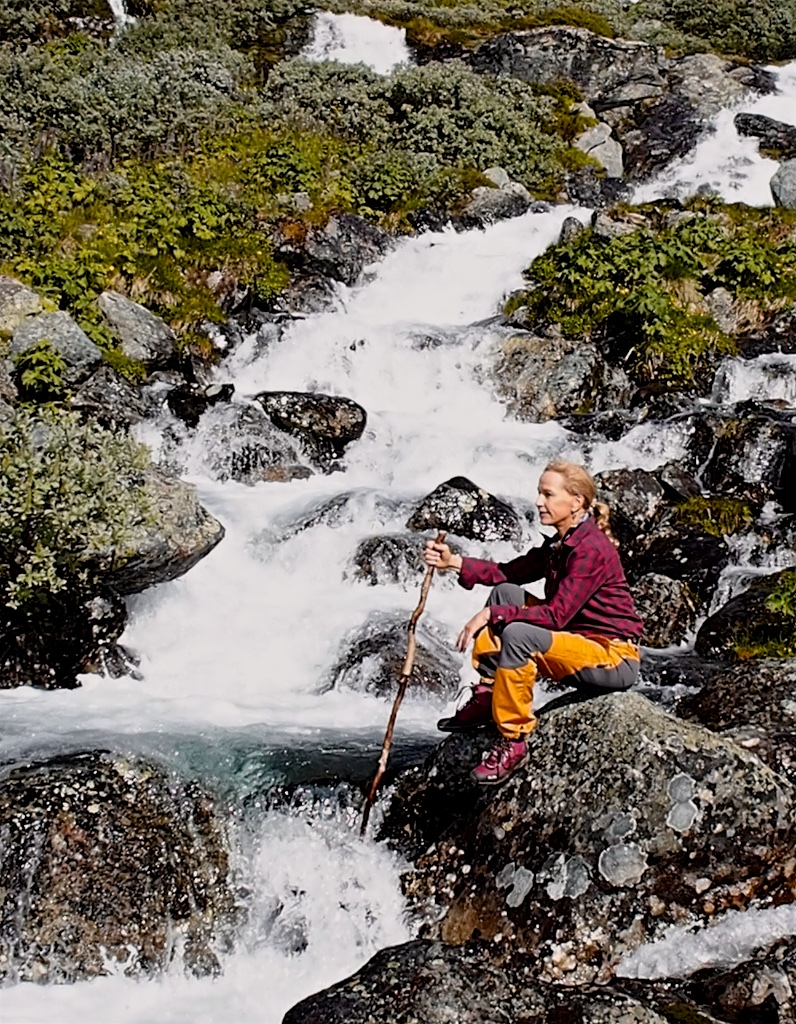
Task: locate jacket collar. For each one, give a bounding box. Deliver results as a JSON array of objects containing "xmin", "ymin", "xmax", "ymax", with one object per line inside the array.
[{"xmin": 546, "ymin": 513, "xmax": 597, "ymax": 550}]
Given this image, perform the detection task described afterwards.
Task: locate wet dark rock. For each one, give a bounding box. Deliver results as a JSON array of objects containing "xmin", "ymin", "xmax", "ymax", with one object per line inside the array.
[
  {"xmin": 279, "ymin": 214, "xmax": 391, "ymax": 289},
  {"xmin": 700, "ymin": 413, "xmax": 796, "ymax": 511},
  {"xmin": 594, "ymin": 469, "xmax": 667, "ymax": 560},
  {"xmin": 407, "ymin": 476, "xmax": 522, "ymax": 544},
  {"xmin": 327, "ymin": 612, "xmax": 461, "ymax": 700},
  {"xmin": 739, "ymin": 303, "xmax": 796, "ymax": 358},
  {"xmin": 676, "ymin": 658, "xmax": 796, "ymax": 786},
  {"xmin": 455, "ymin": 181, "xmax": 531, "ymax": 228},
  {"xmin": 656, "ymin": 461, "xmax": 701, "ymax": 502},
  {"xmin": 559, "ymin": 409, "xmax": 639, "ymax": 441},
  {"xmin": 638, "ymin": 529, "xmax": 729, "ymax": 608},
  {"xmin": 490, "ymin": 329, "xmax": 632, "ymax": 422},
  {"xmin": 255, "ymin": 390, "xmax": 367, "ymax": 464},
  {"xmin": 166, "ymin": 382, "xmax": 234, "ymax": 429},
  {"xmin": 0, "ymin": 751, "xmax": 235, "ymax": 982},
  {"xmin": 695, "ymin": 568, "xmax": 796, "ymax": 661},
  {"xmin": 70, "ymin": 364, "xmax": 146, "ymax": 427},
  {"xmin": 0, "ymin": 588, "xmax": 127, "ymax": 690},
  {"xmin": 621, "ymin": 94, "xmax": 704, "ymax": 182},
  {"xmin": 632, "ymin": 573, "xmax": 697, "ymax": 648},
  {"xmin": 283, "ymin": 939, "xmax": 672, "ymax": 1024},
  {"xmin": 98, "ymin": 290, "xmax": 177, "ymax": 367},
  {"xmin": 196, "ymin": 403, "xmax": 312, "ymax": 484},
  {"xmin": 638, "ymin": 651, "xmax": 718, "ymax": 691},
  {"xmin": 561, "ymin": 166, "xmax": 630, "ymax": 207},
  {"xmin": 401, "ymin": 693, "xmax": 796, "ymax": 984},
  {"xmin": 349, "ymin": 533, "xmax": 463, "ymax": 589},
  {"xmin": 104, "ymin": 466, "xmax": 225, "ymax": 594}
]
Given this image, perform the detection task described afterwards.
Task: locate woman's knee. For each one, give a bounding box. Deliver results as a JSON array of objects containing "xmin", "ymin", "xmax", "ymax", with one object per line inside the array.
[
  {"xmin": 487, "ymin": 582, "xmax": 527, "ymax": 607},
  {"xmin": 500, "ymin": 621, "xmax": 553, "ymax": 667}
]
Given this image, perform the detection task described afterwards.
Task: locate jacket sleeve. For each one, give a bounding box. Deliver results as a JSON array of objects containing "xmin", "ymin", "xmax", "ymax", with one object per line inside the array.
[
  {"xmin": 489, "ymin": 544, "xmax": 607, "ymax": 631},
  {"xmin": 458, "ymin": 547, "xmax": 546, "ymax": 590}
]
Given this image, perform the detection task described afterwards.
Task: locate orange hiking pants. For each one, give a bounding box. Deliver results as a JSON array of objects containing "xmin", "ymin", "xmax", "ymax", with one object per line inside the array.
[{"xmin": 472, "ymin": 583, "xmax": 640, "ymax": 741}]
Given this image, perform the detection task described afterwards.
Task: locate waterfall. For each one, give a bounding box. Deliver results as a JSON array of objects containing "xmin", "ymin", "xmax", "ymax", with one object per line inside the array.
[{"xmin": 2, "ymin": 17, "xmax": 796, "ymax": 1020}]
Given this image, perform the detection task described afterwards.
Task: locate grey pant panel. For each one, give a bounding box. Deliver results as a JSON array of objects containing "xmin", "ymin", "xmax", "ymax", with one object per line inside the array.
[
  {"xmin": 477, "ymin": 584, "xmax": 553, "ymax": 674},
  {"xmin": 564, "ymin": 657, "xmax": 639, "ymax": 692},
  {"xmin": 486, "ymin": 582, "xmax": 528, "ymax": 608}
]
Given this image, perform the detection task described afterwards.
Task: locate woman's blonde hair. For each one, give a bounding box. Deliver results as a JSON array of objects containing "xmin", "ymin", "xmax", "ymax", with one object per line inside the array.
[{"xmin": 542, "ymin": 460, "xmax": 618, "ymax": 547}]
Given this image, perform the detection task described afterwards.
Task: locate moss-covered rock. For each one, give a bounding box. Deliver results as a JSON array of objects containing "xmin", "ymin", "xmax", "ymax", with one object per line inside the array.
[{"xmin": 696, "ymin": 568, "xmax": 796, "ymax": 660}]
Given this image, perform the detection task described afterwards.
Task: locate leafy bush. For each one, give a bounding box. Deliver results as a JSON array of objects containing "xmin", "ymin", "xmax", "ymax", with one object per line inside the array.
[
  {"xmin": 12, "ymin": 339, "xmax": 68, "ymax": 402},
  {"xmin": 0, "ymin": 407, "xmax": 152, "ymax": 611},
  {"xmin": 263, "ymin": 59, "xmax": 569, "ymax": 191},
  {"xmin": 629, "ymin": 0, "xmax": 796, "ymax": 61},
  {"xmin": 766, "ymin": 570, "xmax": 796, "ymax": 619},
  {"xmin": 506, "ymin": 204, "xmax": 796, "ymax": 389}
]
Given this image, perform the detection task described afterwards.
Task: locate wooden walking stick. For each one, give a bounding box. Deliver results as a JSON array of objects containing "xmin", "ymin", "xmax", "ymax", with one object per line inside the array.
[{"xmin": 359, "ymin": 529, "xmax": 447, "ymax": 837}]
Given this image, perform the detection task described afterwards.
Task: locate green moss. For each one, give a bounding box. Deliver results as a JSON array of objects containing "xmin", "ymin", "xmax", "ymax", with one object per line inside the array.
[
  {"xmin": 675, "ymin": 497, "xmax": 754, "ymax": 537},
  {"xmin": 103, "ymin": 348, "xmax": 148, "ymax": 383}
]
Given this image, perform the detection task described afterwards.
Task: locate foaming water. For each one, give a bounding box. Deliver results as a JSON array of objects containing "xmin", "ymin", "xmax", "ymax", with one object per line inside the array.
[
  {"xmin": 634, "ymin": 60, "xmax": 796, "ymax": 205},
  {"xmin": 302, "ymin": 11, "xmax": 410, "ymax": 72}
]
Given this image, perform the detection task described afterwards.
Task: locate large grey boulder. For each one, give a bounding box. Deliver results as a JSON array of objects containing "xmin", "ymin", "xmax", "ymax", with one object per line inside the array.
[
  {"xmin": 99, "ymin": 290, "xmax": 178, "ymax": 366},
  {"xmin": 771, "ymin": 159, "xmax": 796, "ymax": 209},
  {"xmin": 283, "ymin": 940, "xmax": 672, "ymax": 1024},
  {"xmin": 10, "ymin": 311, "xmax": 102, "ymax": 376},
  {"xmin": 456, "ymin": 181, "xmax": 532, "ymax": 228},
  {"xmin": 0, "ymin": 751, "xmax": 235, "ymax": 982},
  {"xmin": 491, "ymin": 329, "xmax": 629, "ymax": 421},
  {"xmin": 0, "ymin": 276, "xmax": 42, "ymax": 336},
  {"xmin": 104, "ymin": 466, "xmax": 225, "ymax": 594},
  {"xmin": 473, "ymin": 27, "xmax": 667, "ymax": 108},
  {"xmin": 400, "ymin": 693, "xmax": 796, "ymax": 984},
  {"xmin": 632, "ymin": 572, "xmax": 696, "ymax": 648},
  {"xmin": 70, "ymin": 364, "xmax": 146, "ymax": 427},
  {"xmin": 298, "ymin": 214, "xmax": 392, "ymax": 287}
]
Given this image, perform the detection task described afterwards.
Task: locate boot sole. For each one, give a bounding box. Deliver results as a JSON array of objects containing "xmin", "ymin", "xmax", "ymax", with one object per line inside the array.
[
  {"xmin": 471, "ymin": 752, "xmax": 529, "ymax": 786},
  {"xmin": 437, "ymin": 721, "xmax": 492, "ymax": 733}
]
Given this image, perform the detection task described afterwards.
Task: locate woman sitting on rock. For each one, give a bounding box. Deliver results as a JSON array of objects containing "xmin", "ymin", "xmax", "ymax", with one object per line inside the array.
[{"xmin": 423, "ymin": 460, "xmax": 643, "ymax": 786}]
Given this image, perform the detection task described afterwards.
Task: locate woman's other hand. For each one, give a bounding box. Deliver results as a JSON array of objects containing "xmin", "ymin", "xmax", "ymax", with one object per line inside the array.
[{"xmin": 456, "ymin": 607, "xmax": 490, "ymax": 651}]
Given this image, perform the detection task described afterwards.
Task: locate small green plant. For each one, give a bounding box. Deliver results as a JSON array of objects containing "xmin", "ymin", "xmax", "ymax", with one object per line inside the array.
[
  {"xmin": 766, "ymin": 570, "xmax": 796, "ymax": 619},
  {"xmin": 12, "ymin": 338, "xmax": 68, "ymax": 401},
  {"xmin": 0, "ymin": 407, "xmax": 153, "ymax": 611},
  {"xmin": 675, "ymin": 497, "xmax": 754, "ymax": 538}
]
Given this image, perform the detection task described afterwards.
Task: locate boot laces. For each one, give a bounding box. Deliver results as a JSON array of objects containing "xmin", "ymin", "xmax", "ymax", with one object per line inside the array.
[{"xmin": 482, "ymin": 734, "xmax": 513, "ymax": 767}]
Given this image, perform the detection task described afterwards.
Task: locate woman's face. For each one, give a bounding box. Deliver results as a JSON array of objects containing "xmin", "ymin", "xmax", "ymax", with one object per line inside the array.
[{"xmin": 536, "ymin": 471, "xmax": 586, "ymax": 534}]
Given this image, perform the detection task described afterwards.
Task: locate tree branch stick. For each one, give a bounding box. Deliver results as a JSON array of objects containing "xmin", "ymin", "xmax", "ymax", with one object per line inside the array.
[{"xmin": 359, "ymin": 529, "xmax": 447, "ymax": 837}]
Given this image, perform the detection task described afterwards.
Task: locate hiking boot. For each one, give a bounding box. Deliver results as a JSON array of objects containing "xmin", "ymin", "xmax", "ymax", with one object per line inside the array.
[
  {"xmin": 437, "ymin": 683, "xmax": 493, "ymax": 732},
  {"xmin": 470, "ymin": 735, "xmax": 529, "ymax": 786}
]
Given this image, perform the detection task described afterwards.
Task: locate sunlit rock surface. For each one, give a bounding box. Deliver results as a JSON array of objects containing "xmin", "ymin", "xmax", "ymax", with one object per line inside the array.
[{"xmin": 398, "ymin": 693, "xmax": 796, "ymax": 984}]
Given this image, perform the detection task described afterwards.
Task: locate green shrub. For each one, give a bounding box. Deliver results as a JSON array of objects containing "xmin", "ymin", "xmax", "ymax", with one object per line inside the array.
[
  {"xmin": 629, "ymin": 0, "xmax": 796, "ymax": 61},
  {"xmin": 766, "ymin": 570, "xmax": 796, "ymax": 619},
  {"xmin": 506, "ymin": 204, "xmax": 796, "ymax": 389},
  {"xmin": 263, "ymin": 59, "xmax": 569, "ymax": 191},
  {"xmin": 0, "ymin": 407, "xmax": 152, "ymax": 611},
  {"xmin": 12, "ymin": 339, "xmax": 69, "ymax": 402}
]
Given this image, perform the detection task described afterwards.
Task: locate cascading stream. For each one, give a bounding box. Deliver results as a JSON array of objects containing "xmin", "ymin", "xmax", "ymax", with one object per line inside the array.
[{"xmin": 2, "ymin": 16, "xmax": 796, "ymax": 1022}]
